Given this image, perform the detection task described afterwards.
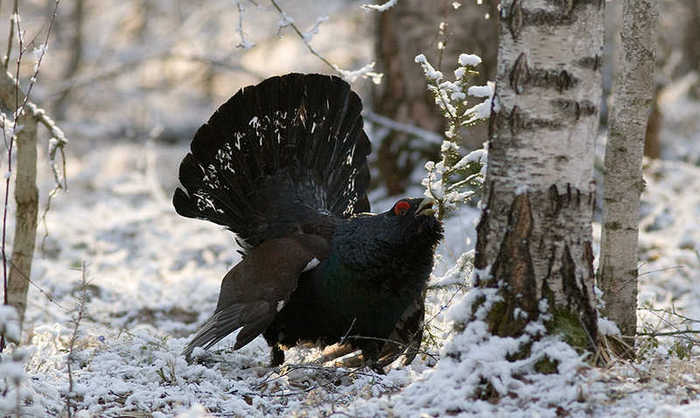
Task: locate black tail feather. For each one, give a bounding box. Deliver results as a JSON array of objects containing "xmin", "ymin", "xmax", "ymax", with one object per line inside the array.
[
  {"xmin": 182, "ymin": 302, "xmax": 274, "ymax": 358},
  {"xmin": 174, "ymin": 73, "xmax": 371, "ymax": 247}
]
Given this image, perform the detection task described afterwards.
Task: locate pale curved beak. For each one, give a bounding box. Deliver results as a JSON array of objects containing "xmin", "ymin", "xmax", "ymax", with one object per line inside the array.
[{"xmin": 416, "ymin": 197, "xmax": 436, "ymax": 217}]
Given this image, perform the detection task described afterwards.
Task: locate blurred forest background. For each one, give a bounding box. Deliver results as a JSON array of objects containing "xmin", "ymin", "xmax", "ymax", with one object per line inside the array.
[
  {"xmin": 0, "ymin": 0, "xmax": 698, "ymax": 196},
  {"xmin": 0, "ymin": 0, "xmax": 499, "ymax": 200}
]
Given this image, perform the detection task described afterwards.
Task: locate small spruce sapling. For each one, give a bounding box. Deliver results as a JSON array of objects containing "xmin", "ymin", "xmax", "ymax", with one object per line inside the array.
[
  {"xmin": 416, "ymin": 53, "xmax": 492, "ymax": 219},
  {"xmin": 415, "ymin": 52, "xmax": 493, "ymax": 354}
]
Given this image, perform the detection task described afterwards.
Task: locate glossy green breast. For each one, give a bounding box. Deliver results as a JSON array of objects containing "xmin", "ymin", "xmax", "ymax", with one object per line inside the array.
[{"xmin": 311, "ymin": 252, "xmax": 415, "ymax": 339}]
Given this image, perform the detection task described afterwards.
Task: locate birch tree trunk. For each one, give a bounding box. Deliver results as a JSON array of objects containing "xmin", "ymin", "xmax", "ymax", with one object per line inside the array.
[
  {"xmin": 471, "ymin": 0, "xmax": 603, "ymax": 356},
  {"xmin": 598, "ymin": 0, "xmax": 658, "ymax": 341},
  {"xmin": 0, "ymin": 72, "xmax": 39, "ymax": 331}
]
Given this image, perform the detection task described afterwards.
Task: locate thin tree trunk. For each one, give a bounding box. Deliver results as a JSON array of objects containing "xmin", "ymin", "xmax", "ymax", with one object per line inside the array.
[
  {"xmin": 53, "ymin": 0, "xmax": 84, "ymax": 120},
  {"xmin": 680, "ymin": 0, "xmax": 700, "ymax": 97},
  {"xmin": 8, "ymin": 115, "xmax": 38, "ymax": 329},
  {"xmin": 0, "ymin": 72, "xmax": 40, "ymax": 331},
  {"xmin": 471, "ymin": 0, "xmax": 603, "ymax": 356},
  {"xmin": 598, "ymin": 0, "xmax": 658, "ymax": 341}
]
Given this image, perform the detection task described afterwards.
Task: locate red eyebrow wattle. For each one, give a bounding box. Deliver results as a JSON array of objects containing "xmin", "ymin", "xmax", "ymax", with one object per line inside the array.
[{"xmin": 394, "ymin": 200, "xmax": 411, "ymax": 215}]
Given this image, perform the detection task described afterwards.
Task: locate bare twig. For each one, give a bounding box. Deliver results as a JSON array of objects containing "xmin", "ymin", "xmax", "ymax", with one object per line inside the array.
[
  {"xmin": 254, "ymin": 363, "xmax": 399, "ymax": 395},
  {"xmin": 234, "ymin": 0, "xmax": 255, "ymax": 49},
  {"xmin": 268, "ymin": 0, "xmax": 336, "ymax": 71},
  {"xmin": 637, "ymin": 330, "xmax": 700, "ymax": 337},
  {"xmin": 637, "ymin": 265, "xmax": 687, "ymax": 276},
  {"xmin": 65, "ymin": 262, "xmax": 88, "ymax": 418},
  {"xmin": 344, "ymin": 335, "xmax": 439, "ymax": 363},
  {"xmin": 7, "ymin": 258, "xmax": 70, "ymax": 313},
  {"xmin": 361, "ymin": 0, "xmax": 399, "ymax": 12},
  {"xmin": 639, "ymin": 306, "xmax": 700, "ymax": 324},
  {"xmin": 339, "ymin": 317, "xmax": 356, "ymax": 345},
  {"xmin": 362, "ymin": 110, "xmax": 444, "ymax": 145}
]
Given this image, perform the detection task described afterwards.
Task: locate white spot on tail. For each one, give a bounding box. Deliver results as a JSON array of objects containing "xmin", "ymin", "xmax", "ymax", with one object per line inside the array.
[{"xmin": 303, "ymin": 257, "xmax": 320, "ymax": 272}]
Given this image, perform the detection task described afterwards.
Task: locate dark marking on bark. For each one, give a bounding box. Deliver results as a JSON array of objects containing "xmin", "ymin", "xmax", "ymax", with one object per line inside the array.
[
  {"xmin": 557, "ymin": 70, "xmax": 573, "ymax": 93},
  {"xmin": 509, "ymin": 0, "xmax": 523, "ymax": 40},
  {"xmin": 527, "ymin": 0, "xmax": 602, "ymax": 26},
  {"xmin": 488, "ymin": 109, "xmax": 496, "ymax": 140},
  {"xmin": 510, "ymin": 106, "xmax": 521, "ymax": 136},
  {"xmin": 548, "ymin": 184, "xmax": 562, "ymax": 216},
  {"xmin": 583, "ymin": 241, "xmax": 595, "ymax": 285},
  {"xmin": 551, "ymin": 99, "xmax": 597, "ymax": 121},
  {"xmin": 527, "ymin": 68, "xmax": 580, "ymax": 92},
  {"xmin": 576, "ymin": 55, "xmax": 601, "ymax": 71},
  {"xmin": 488, "ymin": 85, "xmax": 500, "ymax": 140},
  {"xmin": 488, "ymin": 193, "xmax": 538, "ymax": 336},
  {"xmin": 563, "ymin": 0, "xmax": 575, "ymax": 15},
  {"xmin": 604, "ymin": 221, "xmax": 621, "ymax": 230},
  {"xmin": 575, "ymin": 188, "xmax": 582, "ymax": 207},
  {"xmin": 579, "ymin": 100, "xmax": 597, "ymax": 117},
  {"xmin": 521, "ymin": 9, "xmax": 575, "ymax": 27},
  {"xmin": 559, "ymin": 247, "xmax": 578, "ymax": 310},
  {"xmin": 506, "ymin": 113, "xmax": 564, "ymax": 132},
  {"xmin": 510, "ymin": 53, "xmax": 530, "ymax": 94},
  {"xmin": 560, "ymin": 244, "xmax": 598, "ymax": 350}
]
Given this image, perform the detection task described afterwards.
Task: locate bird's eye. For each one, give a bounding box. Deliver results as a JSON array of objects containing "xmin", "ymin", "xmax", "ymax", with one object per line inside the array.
[{"xmin": 393, "ymin": 200, "xmax": 411, "ymax": 216}]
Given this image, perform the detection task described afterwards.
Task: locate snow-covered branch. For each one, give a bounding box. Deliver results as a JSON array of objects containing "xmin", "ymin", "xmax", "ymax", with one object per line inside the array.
[{"xmin": 361, "ymin": 0, "xmax": 399, "ymax": 12}]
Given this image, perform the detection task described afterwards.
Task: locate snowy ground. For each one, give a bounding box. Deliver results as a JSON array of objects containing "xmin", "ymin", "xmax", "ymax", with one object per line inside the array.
[{"xmin": 0, "ymin": 105, "xmax": 699, "ymax": 416}]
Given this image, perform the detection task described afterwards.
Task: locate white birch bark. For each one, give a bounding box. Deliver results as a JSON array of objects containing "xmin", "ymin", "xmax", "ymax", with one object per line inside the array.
[
  {"xmin": 598, "ymin": 0, "xmax": 658, "ymax": 339},
  {"xmin": 471, "ymin": 0, "xmax": 604, "ymax": 352},
  {"xmin": 0, "ymin": 72, "xmax": 39, "ymax": 329}
]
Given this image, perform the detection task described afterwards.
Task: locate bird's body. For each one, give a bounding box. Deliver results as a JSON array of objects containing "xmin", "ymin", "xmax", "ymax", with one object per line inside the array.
[{"xmin": 175, "ymin": 73, "xmax": 443, "ymax": 369}]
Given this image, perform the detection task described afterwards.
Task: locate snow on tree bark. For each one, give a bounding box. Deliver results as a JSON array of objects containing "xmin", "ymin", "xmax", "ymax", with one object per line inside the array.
[
  {"xmin": 472, "ymin": 0, "xmax": 604, "ymax": 355},
  {"xmin": 598, "ymin": 0, "xmax": 658, "ymax": 340},
  {"xmin": 0, "ymin": 72, "xmax": 40, "ymax": 331},
  {"xmin": 8, "ymin": 115, "xmax": 38, "ymax": 330}
]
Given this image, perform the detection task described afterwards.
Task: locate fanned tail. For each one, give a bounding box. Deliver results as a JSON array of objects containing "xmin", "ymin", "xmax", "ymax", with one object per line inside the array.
[{"xmin": 173, "ymin": 73, "xmax": 371, "ymax": 247}]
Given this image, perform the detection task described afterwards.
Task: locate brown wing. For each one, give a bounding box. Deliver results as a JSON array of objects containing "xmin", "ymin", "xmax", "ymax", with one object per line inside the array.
[{"xmin": 182, "ymin": 234, "xmax": 328, "ymax": 358}]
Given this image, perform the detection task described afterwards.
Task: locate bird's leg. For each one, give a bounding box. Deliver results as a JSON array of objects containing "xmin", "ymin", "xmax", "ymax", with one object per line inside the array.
[
  {"xmin": 270, "ymin": 344, "xmax": 285, "ymax": 367},
  {"xmin": 360, "ymin": 343, "xmax": 386, "ymax": 375}
]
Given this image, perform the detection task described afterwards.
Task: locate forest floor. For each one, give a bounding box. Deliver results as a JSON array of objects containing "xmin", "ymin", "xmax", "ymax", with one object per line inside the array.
[{"xmin": 0, "ymin": 98, "xmax": 699, "ymax": 417}]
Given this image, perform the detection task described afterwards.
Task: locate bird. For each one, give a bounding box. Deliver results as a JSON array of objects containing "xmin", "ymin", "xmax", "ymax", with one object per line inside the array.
[{"xmin": 174, "ymin": 73, "xmax": 443, "ymax": 371}]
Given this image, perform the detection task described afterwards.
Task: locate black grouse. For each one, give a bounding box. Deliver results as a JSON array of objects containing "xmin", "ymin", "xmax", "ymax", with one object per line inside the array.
[{"xmin": 175, "ymin": 73, "xmax": 443, "ymax": 370}]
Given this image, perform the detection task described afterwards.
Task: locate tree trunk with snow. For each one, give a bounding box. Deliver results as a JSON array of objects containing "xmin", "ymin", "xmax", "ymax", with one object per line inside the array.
[
  {"xmin": 598, "ymin": 0, "xmax": 658, "ymax": 342},
  {"xmin": 0, "ymin": 72, "xmax": 39, "ymax": 331},
  {"xmin": 373, "ymin": 0, "xmax": 498, "ymax": 195},
  {"xmin": 471, "ymin": 1, "xmax": 603, "ymax": 358}
]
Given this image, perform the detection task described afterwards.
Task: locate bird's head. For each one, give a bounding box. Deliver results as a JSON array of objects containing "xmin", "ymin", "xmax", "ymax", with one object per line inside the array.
[
  {"xmin": 337, "ymin": 197, "xmax": 444, "ymax": 271},
  {"xmin": 381, "ymin": 197, "xmax": 444, "ymax": 249}
]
